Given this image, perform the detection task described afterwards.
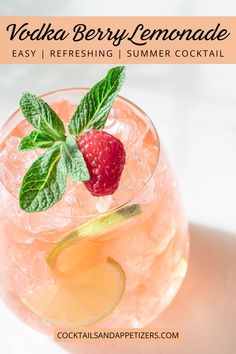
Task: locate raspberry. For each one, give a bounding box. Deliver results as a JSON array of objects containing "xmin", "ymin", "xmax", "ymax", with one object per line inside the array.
[{"xmin": 77, "ymin": 130, "xmax": 126, "ymax": 197}]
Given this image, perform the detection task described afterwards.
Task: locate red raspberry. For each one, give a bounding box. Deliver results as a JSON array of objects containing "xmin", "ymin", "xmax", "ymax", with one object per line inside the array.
[{"xmin": 77, "ymin": 130, "xmax": 126, "ymax": 197}]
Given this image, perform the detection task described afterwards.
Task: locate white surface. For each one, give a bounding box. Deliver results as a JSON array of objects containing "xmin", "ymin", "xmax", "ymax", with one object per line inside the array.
[{"xmin": 0, "ymin": 1, "xmax": 236, "ymax": 353}]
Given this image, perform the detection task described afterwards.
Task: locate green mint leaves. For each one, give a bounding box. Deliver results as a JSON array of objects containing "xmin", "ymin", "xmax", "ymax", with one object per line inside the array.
[
  {"xmin": 20, "ymin": 93, "xmax": 66, "ymax": 140},
  {"xmin": 68, "ymin": 66, "xmax": 125, "ymax": 136},
  {"xmin": 19, "ymin": 145, "xmax": 66, "ymax": 212},
  {"xmin": 19, "ymin": 131, "xmax": 56, "ymax": 151},
  {"xmin": 19, "ymin": 66, "xmax": 125, "ymax": 212},
  {"xmin": 61, "ymin": 137, "xmax": 90, "ymax": 182}
]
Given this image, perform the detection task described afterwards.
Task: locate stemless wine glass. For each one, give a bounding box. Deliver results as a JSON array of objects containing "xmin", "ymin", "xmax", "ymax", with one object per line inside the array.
[{"xmin": 0, "ymin": 89, "xmax": 189, "ymax": 334}]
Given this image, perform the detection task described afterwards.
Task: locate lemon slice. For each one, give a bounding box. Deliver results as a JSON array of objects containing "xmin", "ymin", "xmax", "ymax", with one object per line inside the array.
[{"xmin": 21, "ymin": 257, "xmax": 125, "ymax": 327}]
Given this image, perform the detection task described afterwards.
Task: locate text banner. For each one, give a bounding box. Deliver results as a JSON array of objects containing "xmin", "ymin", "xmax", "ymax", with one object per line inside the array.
[{"xmin": 0, "ymin": 17, "xmax": 235, "ymax": 64}]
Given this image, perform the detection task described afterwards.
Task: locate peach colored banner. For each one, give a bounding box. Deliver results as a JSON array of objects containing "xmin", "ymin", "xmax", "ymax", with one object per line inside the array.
[
  {"xmin": 54, "ymin": 328, "xmax": 180, "ymax": 342},
  {"xmin": 0, "ymin": 17, "xmax": 235, "ymax": 64}
]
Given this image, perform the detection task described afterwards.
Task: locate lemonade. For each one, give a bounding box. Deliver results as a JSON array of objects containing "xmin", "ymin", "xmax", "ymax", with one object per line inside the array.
[{"xmin": 0, "ymin": 85, "xmax": 189, "ymax": 333}]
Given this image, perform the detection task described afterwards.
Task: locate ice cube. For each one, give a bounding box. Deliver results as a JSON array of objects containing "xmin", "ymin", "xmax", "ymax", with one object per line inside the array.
[
  {"xmin": 0, "ymin": 136, "xmax": 38, "ymax": 197},
  {"xmin": 105, "ymin": 107, "xmax": 148, "ymax": 158},
  {"xmin": 58, "ymin": 182, "xmax": 98, "ymax": 217},
  {"xmin": 95, "ymin": 195, "xmax": 113, "ymax": 213},
  {"xmin": 112, "ymin": 146, "xmax": 156, "ymax": 205},
  {"xmin": 3, "ymin": 190, "xmax": 71, "ymax": 240}
]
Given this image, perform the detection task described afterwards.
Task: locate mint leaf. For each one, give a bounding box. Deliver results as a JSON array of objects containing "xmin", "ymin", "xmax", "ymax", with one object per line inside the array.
[
  {"xmin": 19, "ymin": 144, "xmax": 66, "ymax": 212},
  {"xmin": 20, "ymin": 92, "xmax": 66, "ymax": 140},
  {"xmin": 68, "ymin": 66, "xmax": 125, "ymax": 136},
  {"xmin": 19, "ymin": 131, "xmax": 56, "ymax": 152},
  {"xmin": 61, "ymin": 136, "xmax": 90, "ymax": 182}
]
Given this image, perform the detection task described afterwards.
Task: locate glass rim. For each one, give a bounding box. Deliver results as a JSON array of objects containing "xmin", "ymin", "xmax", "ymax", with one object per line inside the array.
[{"xmin": 0, "ymin": 88, "xmax": 161, "ymax": 219}]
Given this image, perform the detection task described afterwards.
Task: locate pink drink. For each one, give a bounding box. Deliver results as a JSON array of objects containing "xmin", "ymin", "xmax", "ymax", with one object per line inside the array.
[{"xmin": 0, "ymin": 89, "xmax": 189, "ymax": 332}]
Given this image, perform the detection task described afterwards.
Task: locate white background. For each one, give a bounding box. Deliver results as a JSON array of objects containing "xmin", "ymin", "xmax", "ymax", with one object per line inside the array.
[{"xmin": 0, "ymin": 1, "xmax": 236, "ymax": 353}]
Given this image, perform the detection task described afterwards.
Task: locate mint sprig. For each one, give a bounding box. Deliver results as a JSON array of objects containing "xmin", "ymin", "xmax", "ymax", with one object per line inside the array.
[
  {"xmin": 61, "ymin": 136, "xmax": 90, "ymax": 182},
  {"xmin": 19, "ymin": 66, "xmax": 125, "ymax": 212},
  {"xmin": 68, "ymin": 66, "xmax": 125, "ymax": 136}
]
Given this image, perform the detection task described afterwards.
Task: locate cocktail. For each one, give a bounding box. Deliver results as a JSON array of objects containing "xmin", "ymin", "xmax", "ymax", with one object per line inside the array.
[{"xmin": 0, "ymin": 67, "xmax": 189, "ymax": 334}]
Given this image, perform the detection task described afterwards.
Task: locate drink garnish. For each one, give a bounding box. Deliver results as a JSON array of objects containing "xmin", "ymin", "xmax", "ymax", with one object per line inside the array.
[
  {"xmin": 77, "ymin": 130, "xmax": 125, "ymax": 196},
  {"xmin": 21, "ymin": 256, "xmax": 126, "ymax": 327},
  {"xmin": 27, "ymin": 205, "xmax": 141, "ymax": 326},
  {"xmin": 18, "ymin": 66, "xmax": 126, "ymax": 212},
  {"xmin": 20, "ymin": 144, "xmax": 67, "ymax": 212},
  {"xmin": 61, "ymin": 136, "xmax": 90, "ymax": 182},
  {"xmin": 22, "ymin": 204, "xmax": 139, "ymax": 327},
  {"xmin": 47, "ymin": 204, "xmax": 141, "ymax": 271}
]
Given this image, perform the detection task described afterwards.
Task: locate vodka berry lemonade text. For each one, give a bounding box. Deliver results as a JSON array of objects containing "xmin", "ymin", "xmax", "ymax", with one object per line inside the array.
[{"xmin": 0, "ymin": 67, "xmax": 189, "ymax": 333}]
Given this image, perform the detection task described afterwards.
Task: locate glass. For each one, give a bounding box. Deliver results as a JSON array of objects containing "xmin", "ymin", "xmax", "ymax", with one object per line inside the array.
[{"xmin": 0, "ymin": 89, "xmax": 189, "ymax": 334}]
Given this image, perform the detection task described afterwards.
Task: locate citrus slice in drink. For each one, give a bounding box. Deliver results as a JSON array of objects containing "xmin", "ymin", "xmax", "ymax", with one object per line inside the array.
[
  {"xmin": 47, "ymin": 204, "xmax": 141, "ymax": 276},
  {"xmin": 21, "ymin": 257, "xmax": 125, "ymax": 327},
  {"xmin": 19, "ymin": 206, "xmax": 143, "ymax": 326}
]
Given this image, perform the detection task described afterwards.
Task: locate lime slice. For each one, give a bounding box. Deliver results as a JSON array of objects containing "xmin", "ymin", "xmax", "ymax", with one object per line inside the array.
[
  {"xmin": 21, "ymin": 257, "xmax": 125, "ymax": 327},
  {"xmin": 47, "ymin": 204, "xmax": 141, "ymax": 272},
  {"xmin": 24, "ymin": 204, "xmax": 140, "ymax": 326}
]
